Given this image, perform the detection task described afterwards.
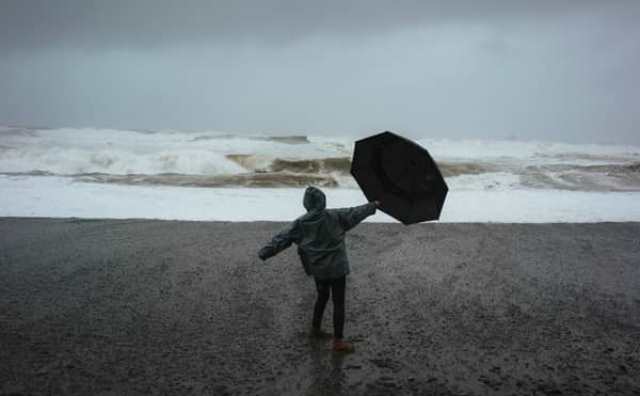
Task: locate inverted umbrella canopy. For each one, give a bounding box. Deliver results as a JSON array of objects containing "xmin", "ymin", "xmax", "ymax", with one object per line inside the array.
[{"xmin": 350, "ymin": 131, "xmax": 448, "ymax": 225}]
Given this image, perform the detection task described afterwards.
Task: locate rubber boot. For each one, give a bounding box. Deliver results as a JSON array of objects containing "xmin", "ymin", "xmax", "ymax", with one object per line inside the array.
[{"xmin": 332, "ymin": 338, "xmax": 355, "ymax": 353}]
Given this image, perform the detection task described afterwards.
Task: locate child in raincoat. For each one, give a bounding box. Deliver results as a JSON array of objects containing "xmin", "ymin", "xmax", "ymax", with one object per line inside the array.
[{"xmin": 258, "ymin": 186, "xmax": 379, "ymax": 352}]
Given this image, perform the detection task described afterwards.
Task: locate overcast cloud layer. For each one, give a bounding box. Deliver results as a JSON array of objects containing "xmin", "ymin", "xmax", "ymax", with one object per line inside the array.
[{"xmin": 1, "ymin": 1, "xmax": 639, "ymax": 143}]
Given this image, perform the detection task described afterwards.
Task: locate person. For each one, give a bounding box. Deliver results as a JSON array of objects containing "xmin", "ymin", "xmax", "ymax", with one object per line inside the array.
[{"xmin": 258, "ymin": 186, "xmax": 379, "ymax": 353}]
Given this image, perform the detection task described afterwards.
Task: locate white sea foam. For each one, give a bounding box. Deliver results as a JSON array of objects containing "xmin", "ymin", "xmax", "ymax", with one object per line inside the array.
[
  {"xmin": 0, "ymin": 127, "xmax": 343, "ymax": 176},
  {"xmin": 1, "ymin": 126, "xmax": 640, "ymax": 221},
  {"xmin": 419, "ymin": 138, "xmax": 640, "ymax": 164},
  {"xmin": 2, "ymin": 175, "xmax": 639, "ymax": 223}
]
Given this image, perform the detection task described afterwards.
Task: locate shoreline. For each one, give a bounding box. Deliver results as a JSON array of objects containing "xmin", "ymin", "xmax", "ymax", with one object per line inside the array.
[
  {"xmin": 1, "ymin": 218, "xmax": 639, "ymax": 395},
  {"xmin": 3, "ymin": 176, "xmax": 640, "ymax": 223},
  {"xmin": 4, "ymin": 215, "xmax": 640, "ymax": 224}
]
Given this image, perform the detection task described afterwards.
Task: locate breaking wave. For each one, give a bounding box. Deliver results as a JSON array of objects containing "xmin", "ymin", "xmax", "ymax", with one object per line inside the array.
[
  {"xmin": 2, "ymin": 125, "xmax": 640, "ymax": 191},
  {"xmin": 190, "ymin": 134, "xmax": 310, "ymax": 144},
  {"xmin": 519, "ymin": 162, "xmax": 640, "ymax": 191},
  {"xmin": 226, "ymin": 154, "xmax": 351, "ymax": 175},
  {"xmin": 73, "ymin": 172, "xmax": 338, "ymax": 188},
  {"xmin": 438, "ymin": 162, "xmax": 498, "ymax": 177}
]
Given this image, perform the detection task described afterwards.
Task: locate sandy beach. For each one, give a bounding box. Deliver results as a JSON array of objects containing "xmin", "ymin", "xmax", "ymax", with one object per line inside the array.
[{"xmin": 1, "ymin": 218, "xmax": 639, "ymax": 395}]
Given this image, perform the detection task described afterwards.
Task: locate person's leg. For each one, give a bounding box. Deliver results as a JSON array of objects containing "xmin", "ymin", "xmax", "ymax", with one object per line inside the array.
[
  {"xmin": 331, "ymin": 276, "xmax": 353, "ymax": 352},
  {"xmin": 331, "ymin": 276, "xmax": 346, "ymax": 339},
  {"xmin": 312, "ymin": 278, "xmax": 330, "ymax": 331}
]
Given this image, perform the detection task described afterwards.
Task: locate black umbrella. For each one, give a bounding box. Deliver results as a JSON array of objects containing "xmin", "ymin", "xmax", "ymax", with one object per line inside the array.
[{"xmin": 350, "ymin": 131, "xmax": 448, "ymax": 225}]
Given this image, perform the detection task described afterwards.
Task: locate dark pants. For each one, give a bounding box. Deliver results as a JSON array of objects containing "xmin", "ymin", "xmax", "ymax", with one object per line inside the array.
[{"xmin": 312, "ymin": 276, "xmax": 346, "ymax": 339}]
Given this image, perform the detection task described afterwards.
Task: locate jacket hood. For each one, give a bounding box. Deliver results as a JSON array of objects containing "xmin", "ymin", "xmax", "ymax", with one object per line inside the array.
[{"xmin": 303, "ymin": 186, "xmax": 326, "ymax": 212}]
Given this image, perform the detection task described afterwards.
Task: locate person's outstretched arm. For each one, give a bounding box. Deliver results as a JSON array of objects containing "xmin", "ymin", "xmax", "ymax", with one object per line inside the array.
[
  {"xmin": 334, "ymin": 201, "xmax": 379, "ymax": 231},
  {"xmin": 258, "ymin": 221, "xmax": 301, "ymax": 261}
]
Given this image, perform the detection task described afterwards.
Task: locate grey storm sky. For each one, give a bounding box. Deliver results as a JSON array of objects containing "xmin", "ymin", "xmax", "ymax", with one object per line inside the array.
[{"xmin": 1, "ymin": 1, "xmax": 639, "ymax": 144}]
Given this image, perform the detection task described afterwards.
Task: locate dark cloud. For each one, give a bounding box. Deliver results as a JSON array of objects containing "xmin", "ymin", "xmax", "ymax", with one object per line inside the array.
[
  {"xmin": 0, "ymin": 0, "xmax": 624, "ymax": 51},
  {"xmin": 1, "ymin": 1, "xmax": 639, "ymax": 144}
]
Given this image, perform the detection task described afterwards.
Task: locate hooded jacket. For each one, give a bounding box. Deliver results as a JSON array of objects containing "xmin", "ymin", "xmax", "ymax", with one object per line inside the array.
[{"xmin": 258, "ymin": 186, "xmax": 377, "ymax": 280}]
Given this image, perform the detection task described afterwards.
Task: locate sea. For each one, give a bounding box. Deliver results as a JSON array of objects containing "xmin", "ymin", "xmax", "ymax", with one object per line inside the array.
[{"xmin": 1, "ymin": 126, "xmax": 640, "ymax": 223}]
